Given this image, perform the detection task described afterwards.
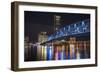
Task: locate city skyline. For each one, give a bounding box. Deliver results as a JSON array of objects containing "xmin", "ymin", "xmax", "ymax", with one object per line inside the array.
[
  {"xmin": 24, "ymin": 11, "xmax": 90, "ymax": 43},
  {"xmin": 24, "ymin": 11, "xmax": 90, "ymax": 61}
]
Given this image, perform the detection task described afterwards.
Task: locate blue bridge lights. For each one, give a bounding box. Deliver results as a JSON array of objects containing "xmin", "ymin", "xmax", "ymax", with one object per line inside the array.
[{"xmin": 47, "ymin": 19, "xmax": 90, "ymax": 42}]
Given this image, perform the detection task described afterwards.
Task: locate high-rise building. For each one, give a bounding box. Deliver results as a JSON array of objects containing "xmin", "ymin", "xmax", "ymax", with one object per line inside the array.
[
  {"xmin": 54, "ymin": 15, "xmax": 61, "ymax": 31},
  {"xmin": 38, "ymin": 32, "xmax": 48, "ymax": 43}
]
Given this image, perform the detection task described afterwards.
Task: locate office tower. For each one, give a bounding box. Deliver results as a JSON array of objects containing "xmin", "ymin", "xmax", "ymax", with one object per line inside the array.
[
  {"xmin": 38, "ymin": 32, "xmax": 48, "ymax": 44},
  {"xmin": 54, "ymin": 15, "xmax": 61, "ymax": 31},
  {"xmin": 38, "ymin": 32, "xmax": 48, "ymax": 60}
]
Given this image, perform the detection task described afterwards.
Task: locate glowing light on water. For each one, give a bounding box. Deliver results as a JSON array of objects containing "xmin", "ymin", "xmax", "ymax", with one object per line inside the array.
[
  {"xmin": 76, "ymin": 48, "xmax": 80, "ymax": 59},
  {"xmin": 44, "ymin": 46, "xmax": 47, "ymax": 60}
]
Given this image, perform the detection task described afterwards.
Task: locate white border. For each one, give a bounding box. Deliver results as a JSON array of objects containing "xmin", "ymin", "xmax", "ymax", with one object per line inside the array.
[{"xmin": 18, "ymin": 5, "xmax": 96, "ymax": 68}]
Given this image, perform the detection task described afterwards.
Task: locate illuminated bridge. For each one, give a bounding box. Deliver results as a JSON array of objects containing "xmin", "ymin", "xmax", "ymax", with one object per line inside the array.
[{"xmin": 41, "ymin": 19, "xmax": 90, "ymax": 45}]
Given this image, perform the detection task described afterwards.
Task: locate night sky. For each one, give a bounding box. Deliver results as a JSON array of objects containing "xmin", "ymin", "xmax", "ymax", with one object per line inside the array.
[{"xmin": 24, "ymin": 11, "xmax": 90, "ymax": 43}]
